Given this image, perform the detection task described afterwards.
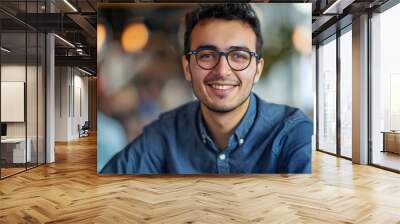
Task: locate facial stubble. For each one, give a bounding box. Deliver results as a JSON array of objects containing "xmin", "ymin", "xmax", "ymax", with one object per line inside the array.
[{"xmin": 187, "ymin": 65, "xmax": 257, "ymax": 114}]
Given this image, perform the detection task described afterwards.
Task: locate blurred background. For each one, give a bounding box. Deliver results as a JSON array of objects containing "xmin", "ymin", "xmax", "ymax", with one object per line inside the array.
[{"xmin": 97, "ymin": 3, "xmax": 312, "ymax": 170}]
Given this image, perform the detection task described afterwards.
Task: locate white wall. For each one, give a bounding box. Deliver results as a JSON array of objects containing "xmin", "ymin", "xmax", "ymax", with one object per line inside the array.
[
  {"xmin": 55, "ymin": 67, "xmax": 69, "ymax": 141},
  {"xmin": 54, "ymin": 67, "xmax": 89, "ymax": 141}
]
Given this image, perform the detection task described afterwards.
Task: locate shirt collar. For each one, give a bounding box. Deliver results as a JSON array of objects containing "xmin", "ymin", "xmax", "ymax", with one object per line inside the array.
[
  {"xmin": 233, "ymin": 93, "xmax": 257, "ymax": 141},
  {"xmin": 197, "ymin": 92, "xmax": 257, "ymax": 144}
]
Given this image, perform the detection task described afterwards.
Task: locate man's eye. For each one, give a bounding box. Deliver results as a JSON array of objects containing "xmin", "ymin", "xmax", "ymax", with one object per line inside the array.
[
  {"xmin": 231, "ymin": 52, "xmax": 249, "ymax": 60},
  {"xmin": 199, "ymin": 53, "xmax": 215, "ymax": 60},
  {"xmin": 233, "ymin": 54, "xmax": 245, "ymax": 58}
]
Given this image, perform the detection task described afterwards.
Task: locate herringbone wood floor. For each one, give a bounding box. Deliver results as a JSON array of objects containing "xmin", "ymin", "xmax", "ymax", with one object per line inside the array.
[{"xmin": 1, "ymin": 135, "xmax": 400, "ymax": 224}]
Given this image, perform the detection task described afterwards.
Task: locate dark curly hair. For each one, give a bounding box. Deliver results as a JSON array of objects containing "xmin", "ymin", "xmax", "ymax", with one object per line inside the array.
[{"xmin": 184, "ymin": 3, "xmax": 263, "ymax": 61}]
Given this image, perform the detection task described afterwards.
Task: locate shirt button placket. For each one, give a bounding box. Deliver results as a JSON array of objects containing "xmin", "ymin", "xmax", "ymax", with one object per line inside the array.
[{"xmin": 217, "ymin": 153, "xmax": 229, "ymax": 174}]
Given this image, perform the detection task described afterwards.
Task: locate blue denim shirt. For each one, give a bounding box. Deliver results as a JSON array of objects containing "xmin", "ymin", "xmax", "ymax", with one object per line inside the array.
[{"xmin": 101, "ymin": 93, "xmax": 313, "ymax": 174}]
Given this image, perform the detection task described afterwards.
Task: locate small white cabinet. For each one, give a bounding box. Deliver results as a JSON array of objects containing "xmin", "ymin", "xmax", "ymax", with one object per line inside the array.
[{"xmin": 1, "ymin": 138, "xmax": 32, "ymax": 163}]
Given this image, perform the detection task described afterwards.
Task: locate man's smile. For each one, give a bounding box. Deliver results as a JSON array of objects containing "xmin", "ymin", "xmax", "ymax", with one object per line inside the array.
[{"xmin": 205, "ymin": 82, "xmax": 239, "ymax": 98}]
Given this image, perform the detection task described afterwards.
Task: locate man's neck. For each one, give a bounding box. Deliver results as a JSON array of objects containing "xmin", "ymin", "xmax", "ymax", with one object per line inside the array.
[{"xmin": 201, "ymin": 97, "xmax": 250, "ymax": 151}]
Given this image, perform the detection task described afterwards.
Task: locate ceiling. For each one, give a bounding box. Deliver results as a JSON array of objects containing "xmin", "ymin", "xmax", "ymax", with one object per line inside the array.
[
  {"xmin": 0, "ymin": 0, "xmax": 396, "ymax": 73},
  {"xmin": 0, "ymin": 0, "xmax": 98, "ymax": 73},
  {"xmin": 309, "ymin": 0, "xmax": 390, "ymax": 43}
]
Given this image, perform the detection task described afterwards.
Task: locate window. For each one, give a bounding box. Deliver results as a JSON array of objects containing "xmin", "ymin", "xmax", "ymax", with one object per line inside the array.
[
  {"xmin": 339, "ymin": 29, "xmax": 352, "ymax": 158},
  {"xmin": 370, "ymin": 2, "xmax": 400, "ymax": 171},
  {"xmin": 317, "ymin": 37, "xmax": 337, "ymax": 154}
]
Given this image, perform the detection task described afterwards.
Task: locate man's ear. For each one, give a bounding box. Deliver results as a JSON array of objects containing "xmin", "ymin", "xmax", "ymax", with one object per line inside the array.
[
  {"xmin": 254, "ymin": 58, "xmax": 264, "ymax": 83},
  {"xmin": 181, "ymin": 55, "xmax": 192, "ymax": 82}
]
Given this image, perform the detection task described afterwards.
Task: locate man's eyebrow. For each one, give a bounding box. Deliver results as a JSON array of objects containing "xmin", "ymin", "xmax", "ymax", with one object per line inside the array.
[
  {"xmin": 195, "ymin": 45, "xmax": 252, "ymax": 51},
  {"xmin": 228, "ymin": 46, "xmax": 251, "ymax": 51},
  {"xmin": 196, "ymin": 45, "xmax": 218, "ymax": 51}
]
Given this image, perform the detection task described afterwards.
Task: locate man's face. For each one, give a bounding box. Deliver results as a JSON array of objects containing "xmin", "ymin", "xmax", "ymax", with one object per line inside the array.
[{"xmin": 182, "ymin": 19, "xmax": 264, "ymax": 113}]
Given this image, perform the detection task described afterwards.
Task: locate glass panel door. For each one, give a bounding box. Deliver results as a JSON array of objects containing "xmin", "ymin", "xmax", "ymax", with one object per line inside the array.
[{"xmin": 1, "ymin": 30, "xmax": 28, "ymax": 177}]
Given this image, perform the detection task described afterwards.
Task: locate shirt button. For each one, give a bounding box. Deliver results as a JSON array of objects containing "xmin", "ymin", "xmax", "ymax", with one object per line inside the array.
[
  {"xmin": 219, "ymin": 154, "xmax": 226, "ymax": 160},
  {"xmin": 239, "ymin": 138, "xmax": 244, "ymax": 145},
  {"xmin": 202, "ymin": 134, "xmax": 206, "ymax": 144}
]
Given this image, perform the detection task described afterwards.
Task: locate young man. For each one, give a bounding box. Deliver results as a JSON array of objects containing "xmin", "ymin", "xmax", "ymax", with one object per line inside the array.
[{"xmin": 101, "ymin": 3, "xmax": 313, "ymax": 174}]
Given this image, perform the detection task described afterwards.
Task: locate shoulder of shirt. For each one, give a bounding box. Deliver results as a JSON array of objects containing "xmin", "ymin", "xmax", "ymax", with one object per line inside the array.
[{"xmin": 254, "ymin": 94, "xmax": 312, "ymax": 129}]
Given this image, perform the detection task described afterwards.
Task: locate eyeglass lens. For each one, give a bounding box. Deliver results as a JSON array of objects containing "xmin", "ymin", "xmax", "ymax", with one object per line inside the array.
[{"xmin": 195, "ymin": 49, "xmax": 252, "ymax": 71}]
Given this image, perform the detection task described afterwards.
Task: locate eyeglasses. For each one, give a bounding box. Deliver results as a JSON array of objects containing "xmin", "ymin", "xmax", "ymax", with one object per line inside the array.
[{"xmin": 187, "ymin": 49, "xmax": 260, "ymax": 71}]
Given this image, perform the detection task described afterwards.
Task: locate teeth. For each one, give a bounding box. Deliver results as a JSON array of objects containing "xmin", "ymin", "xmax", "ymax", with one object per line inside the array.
[{"xmin": 211, "ymin": 84, "xmax": 234, "ymax": 90}]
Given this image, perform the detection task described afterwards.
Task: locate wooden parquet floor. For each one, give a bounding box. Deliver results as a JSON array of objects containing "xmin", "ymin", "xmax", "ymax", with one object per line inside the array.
[
  {"xmin": 0, "ymin": 167, "xmax": 26, "ymax": 178},
  {"xmin": 1, "ymin": 134, "xmax": 400, "ymax": 224}
]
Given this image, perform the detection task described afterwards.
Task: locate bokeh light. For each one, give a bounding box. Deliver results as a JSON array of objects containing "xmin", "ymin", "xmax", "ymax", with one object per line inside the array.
[
  {"xmin": 97, "ymin": 23, "xmax": 106, "ymax": 53},
  {"xmin": 121, "ymin": 23, "xmax": 149, "ymax": 53},
  {"xmin": 292, "ymin": 26, "xmax": 312, "ymax": 55}
]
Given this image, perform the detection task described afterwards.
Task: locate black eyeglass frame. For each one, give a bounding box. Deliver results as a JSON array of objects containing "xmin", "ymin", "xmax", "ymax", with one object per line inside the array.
[{"xmin": 186, "ymin": 49, "xmax": 261, "ymax": 71}]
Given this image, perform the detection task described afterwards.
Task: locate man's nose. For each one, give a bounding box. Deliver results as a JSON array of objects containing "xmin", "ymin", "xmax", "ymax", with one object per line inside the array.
[{"xmin": 214, "ymin": 54, "xmax": 232, "ymax": 75}]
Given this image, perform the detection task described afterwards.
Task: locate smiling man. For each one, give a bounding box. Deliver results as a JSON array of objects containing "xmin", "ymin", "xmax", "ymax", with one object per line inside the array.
[{"xmin": 101, "ymin": 3, "xmax": 313, "ymax": 174}]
